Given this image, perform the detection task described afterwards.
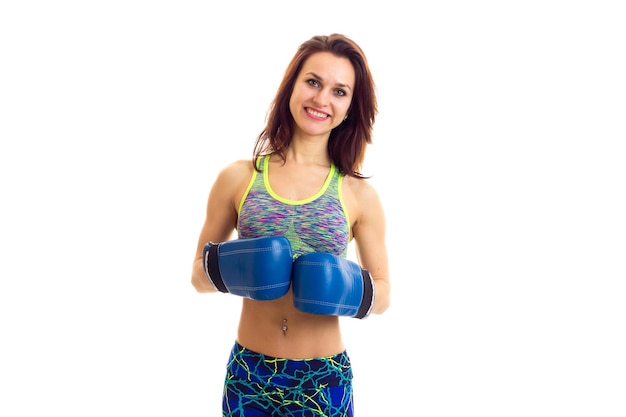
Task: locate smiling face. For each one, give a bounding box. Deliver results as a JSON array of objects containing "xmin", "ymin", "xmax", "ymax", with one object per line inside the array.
[{"xmin": 289, "ymin": 51, "xmax": 355, "ymax": 141}]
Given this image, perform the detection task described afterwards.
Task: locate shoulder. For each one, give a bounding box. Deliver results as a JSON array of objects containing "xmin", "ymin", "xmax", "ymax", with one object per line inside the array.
[
  {"xmin": 342, "ymin": 175, "xmax": 381, "ymax": 206},
  {"xmin": 341, "ymin": 175, "xmax": 384, "ymax": 228},
  {"xmin": 215, "ymin": 159, "xmax": 255, "ymax": 186},
  {"xmin": 210, "ymin": 159, "xmax": 256, "ymax": 202}
]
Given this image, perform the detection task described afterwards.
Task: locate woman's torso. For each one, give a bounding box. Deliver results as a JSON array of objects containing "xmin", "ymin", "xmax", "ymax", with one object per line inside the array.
[{"xmin": 235, "ymin": 155, "xmax": 351, "ymax": 358}]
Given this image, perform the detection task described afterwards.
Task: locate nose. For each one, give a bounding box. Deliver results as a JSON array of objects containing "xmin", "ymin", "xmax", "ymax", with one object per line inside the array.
[{"xmin": 313, "ymin": 88, "xmax": 331, "ymax": 107}]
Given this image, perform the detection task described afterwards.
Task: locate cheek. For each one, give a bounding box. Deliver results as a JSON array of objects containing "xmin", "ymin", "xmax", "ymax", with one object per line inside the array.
[
  {"xmin": 289, "ymin": 88, "xmax": 304, "ymax": 109},
  {"xmin": 288, "ymin": 94, "xmax": 298, "ymax": 117},
  {"xmin": 339, "ymin": 100, "xmax": 352, "ymax": 117}
]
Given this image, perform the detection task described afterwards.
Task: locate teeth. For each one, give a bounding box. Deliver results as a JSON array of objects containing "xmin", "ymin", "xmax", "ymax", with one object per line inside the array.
[{"xmin": 307, "ymin": 108, "xmax": 328, "ymax": 118}]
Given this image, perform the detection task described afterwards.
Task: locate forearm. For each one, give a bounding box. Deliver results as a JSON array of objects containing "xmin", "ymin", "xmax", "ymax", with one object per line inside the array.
[
  {"xmin": 191, "ymin": 257, "xmax": 218, "ymax": 293},
  {"xmin": 371, "ymin": 278, "xmax": 390, "ymax": 315}
]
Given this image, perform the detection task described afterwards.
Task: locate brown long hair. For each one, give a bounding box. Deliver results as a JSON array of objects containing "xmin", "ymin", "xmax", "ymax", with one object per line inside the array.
[{"xmin": 253, "ymin": 34, "xmax": 378, "ymax": 178}]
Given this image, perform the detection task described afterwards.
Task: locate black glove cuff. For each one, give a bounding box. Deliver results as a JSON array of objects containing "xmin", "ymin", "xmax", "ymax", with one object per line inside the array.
[
  {"xmin": 355, "ymin": 269, "xmax": 375, "ymax": 319},
  {"xmin": 204, "ymin": 243, "xmax": 228, "ymax": 293}
]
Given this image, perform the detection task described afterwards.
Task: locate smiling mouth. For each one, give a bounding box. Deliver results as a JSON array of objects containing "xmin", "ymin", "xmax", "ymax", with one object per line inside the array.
[{"xmin": 306, "ymin": 108, "xmax": 329, "ymax": 119}]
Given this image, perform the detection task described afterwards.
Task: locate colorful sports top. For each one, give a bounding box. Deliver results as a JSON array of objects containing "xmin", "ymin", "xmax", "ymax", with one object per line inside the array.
[{"xmin": 237, "ymin": 155, "xmax": 350, "ymax": 259}]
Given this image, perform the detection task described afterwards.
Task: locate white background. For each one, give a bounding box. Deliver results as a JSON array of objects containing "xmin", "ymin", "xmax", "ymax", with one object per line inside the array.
[{"xmin": 1, "ymin": 1, "xmax": 625, "ymax": 416}]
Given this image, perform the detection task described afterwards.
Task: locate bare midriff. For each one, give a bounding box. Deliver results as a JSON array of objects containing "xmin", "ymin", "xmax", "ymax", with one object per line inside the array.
[{"xmin": 236, "ymin": 291, "xmax": 344, "ymax": 359}]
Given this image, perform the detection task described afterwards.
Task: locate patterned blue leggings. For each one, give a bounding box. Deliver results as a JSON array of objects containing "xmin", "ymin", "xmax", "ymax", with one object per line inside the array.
[{"xmin": 222, "ymin": 342, "xmax": 354, "ymax": 416}]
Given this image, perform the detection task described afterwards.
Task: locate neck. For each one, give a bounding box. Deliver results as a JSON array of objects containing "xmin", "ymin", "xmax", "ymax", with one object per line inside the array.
[{"xmin": 285, "ymin": 136, "xmax": 330, "ymax": 167}]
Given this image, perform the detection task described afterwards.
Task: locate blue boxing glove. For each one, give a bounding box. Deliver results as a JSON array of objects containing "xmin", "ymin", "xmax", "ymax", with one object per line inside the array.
[
  {"xmin": 203, "ymin": 236, "xmax": 293, "ymax": 300},
  {"xmin": 292, "ymin": 252, "xmax": 376, "ymax": 319}
]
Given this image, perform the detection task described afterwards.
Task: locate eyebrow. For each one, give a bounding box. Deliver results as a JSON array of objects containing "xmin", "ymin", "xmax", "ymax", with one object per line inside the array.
[{"xmin": 305, "ymin": 71, "xmax": 353, "ymax": 92}]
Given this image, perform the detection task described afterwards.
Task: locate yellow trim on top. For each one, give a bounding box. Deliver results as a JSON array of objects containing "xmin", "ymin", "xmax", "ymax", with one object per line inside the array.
[
  {"xmin": 337, "ymin": 174, "xmax": 352, "ymax": 240},
  {"xmin": 237, "ymin": 160, "xmax": 259, "ymax": 219},
  {"xmin": 262, "ymin": 155, "xmax": 336, "ymax": 205}
]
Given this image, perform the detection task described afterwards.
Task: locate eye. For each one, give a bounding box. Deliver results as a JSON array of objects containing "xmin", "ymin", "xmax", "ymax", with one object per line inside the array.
[
  {"xmin": 307, "ymin": 79, "xmax": 320, "ymax": 87},
  {"xmin": 335, "ymin": 88, "xmax": 347, "ymax": 97}
]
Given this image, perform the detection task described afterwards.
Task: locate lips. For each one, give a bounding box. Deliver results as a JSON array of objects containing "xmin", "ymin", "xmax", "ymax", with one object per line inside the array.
[{"xmin": 305, "ymin": 108, "xmax": 330, "ymax": 119}]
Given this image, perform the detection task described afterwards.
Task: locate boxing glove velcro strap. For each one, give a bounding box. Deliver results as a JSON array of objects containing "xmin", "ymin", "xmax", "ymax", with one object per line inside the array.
[
  {"xmin": 356, "ymin": 269, "xmax": 376, "ymax": 319},
  {"xmin": 203, "ymin": 242, "xmax": 228, "ymax": 293}
]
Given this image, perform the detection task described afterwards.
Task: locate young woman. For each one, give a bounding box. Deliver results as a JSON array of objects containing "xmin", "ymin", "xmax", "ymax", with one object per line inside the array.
[{"xmin": 191, "ymin": 33, "xmax": 390, "ymax": 416}]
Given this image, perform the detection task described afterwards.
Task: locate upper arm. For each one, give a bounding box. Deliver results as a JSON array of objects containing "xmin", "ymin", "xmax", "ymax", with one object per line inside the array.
[
  {"xmin": 190, "ymin": 160, "xmax": 253, "ymax": 292},
  {"xmin": 194, "ymin": 160, "xmax": 253, "ymax": 260},
  {"xmin": 347, "ymin": 178, "xmax": 391, "ymax": 314}
]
